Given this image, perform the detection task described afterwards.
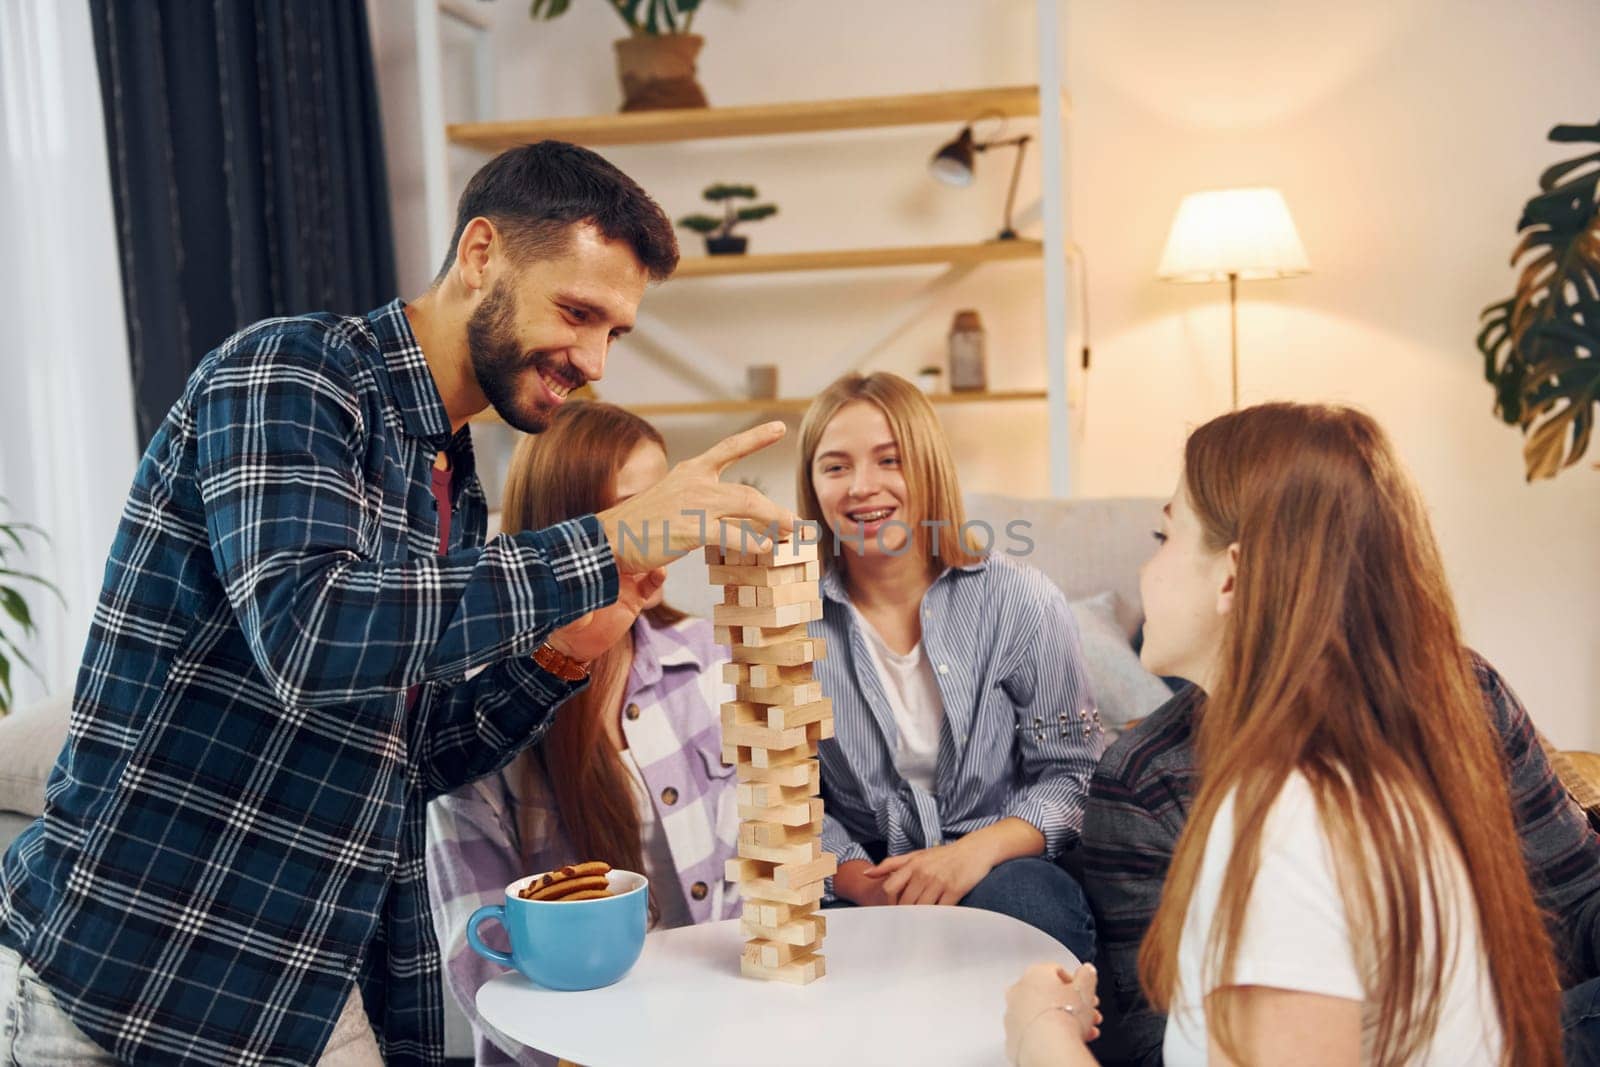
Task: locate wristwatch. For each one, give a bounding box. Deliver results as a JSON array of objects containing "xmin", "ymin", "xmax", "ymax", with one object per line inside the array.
[{"xmin": 531, "ymin": 641, "xmax": 591, "ymax": 681}]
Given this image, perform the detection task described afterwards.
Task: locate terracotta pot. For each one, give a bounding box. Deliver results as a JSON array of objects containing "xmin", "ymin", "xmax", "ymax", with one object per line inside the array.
[{"xmin": 613, "ymin": 33, "xmax": 709, "ymax": 112}]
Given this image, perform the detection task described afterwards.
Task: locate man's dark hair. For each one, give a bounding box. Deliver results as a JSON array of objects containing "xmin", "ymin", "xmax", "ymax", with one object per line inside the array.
[{"xmin": 435, "ymin": 140, "xmax": 678, "ymax": 283}]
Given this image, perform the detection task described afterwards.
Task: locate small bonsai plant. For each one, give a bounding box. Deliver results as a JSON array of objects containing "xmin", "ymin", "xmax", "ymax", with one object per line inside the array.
[
  {"xmin": 678, "ymin": 184, "xmax": 778, "ymax": 255},
  {"xmin": 0, "ymin": 499, "xmax": 62, "ymax": 714}
]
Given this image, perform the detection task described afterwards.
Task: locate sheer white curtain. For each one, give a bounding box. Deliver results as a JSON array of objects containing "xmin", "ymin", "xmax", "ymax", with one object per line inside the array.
[{"xmin": 0, "ymin": 0, "xmax": 138, "ymax": 709}]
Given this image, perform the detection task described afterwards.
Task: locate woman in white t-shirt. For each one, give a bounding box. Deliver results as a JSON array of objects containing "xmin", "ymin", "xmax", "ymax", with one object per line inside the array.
[{"xmin": 1005, "ymin": 403, "xmax": 1561, "ymax": 1066}]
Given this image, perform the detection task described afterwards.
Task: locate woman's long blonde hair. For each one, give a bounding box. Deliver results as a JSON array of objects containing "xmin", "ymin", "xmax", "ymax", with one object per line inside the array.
[
  {"xmin": 501, "ymin": 401, "xmax": 682, "ymax": 922},
  {"xmin": 1137, "ymin": 403, "xmax": 1560, "ymax": 1066},
  {"xmin": 795, "ymin": 372, "xmax": 983, "ymax": 574}
]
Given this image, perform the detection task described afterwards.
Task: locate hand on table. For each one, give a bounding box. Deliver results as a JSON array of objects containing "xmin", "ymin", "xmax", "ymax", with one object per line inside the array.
[
  {"xmin": 545, "ymin": 568, "xmax": 666, "ymax": 664},
  {"xmin": 1004, "ymin": 962, "xmax": 1102, "ymax": 1066},
  {"xmin": 864, "ymin": 838, "xmax": 994, "ymax": 906}
]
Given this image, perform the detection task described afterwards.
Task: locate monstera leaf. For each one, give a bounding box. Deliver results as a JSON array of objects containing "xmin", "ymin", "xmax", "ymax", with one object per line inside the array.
[{"xmin": 1478, "ymin": 120, "xmax": 1600, "ymax": 480}]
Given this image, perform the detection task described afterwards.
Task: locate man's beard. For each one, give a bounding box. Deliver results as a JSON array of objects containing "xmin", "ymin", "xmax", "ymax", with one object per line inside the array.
[{"xmin": 466, "ymin": 282, "xmax": 566, "ymax": 434}]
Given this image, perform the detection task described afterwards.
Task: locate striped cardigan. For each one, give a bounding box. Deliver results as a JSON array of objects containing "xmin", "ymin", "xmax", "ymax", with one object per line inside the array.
[{"xmin": 811, "ymin": 553, "xmax": 1104, "ymax": 877}]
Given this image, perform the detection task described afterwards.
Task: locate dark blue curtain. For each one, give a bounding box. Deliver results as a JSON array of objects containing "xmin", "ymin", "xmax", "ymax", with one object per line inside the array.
[{"xmin": 89, "ymin": 0, "xmax": 398, "ymax": 446}]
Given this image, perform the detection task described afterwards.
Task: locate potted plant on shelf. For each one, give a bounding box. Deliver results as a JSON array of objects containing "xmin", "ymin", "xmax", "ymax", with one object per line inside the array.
[
  {"xmin": 677, "ymin": 183, "xmax": 777, "ymax": 255},
  {"xmin": 0, "ymin": 499, "xmax": 62, "ymax": 714},
  {"xmin": 1477, "ymin": 118, "xmax": 1599, "ymax": 480},
  {"xmin": 528, "ymin": 0, "xmax": 711, "ymax": 112}
]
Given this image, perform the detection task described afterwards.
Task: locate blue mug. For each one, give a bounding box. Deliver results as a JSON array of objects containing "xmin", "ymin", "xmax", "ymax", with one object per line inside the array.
[{"xmin": 466, "ymin": 869, "xmax": 649, "ymax": 991}]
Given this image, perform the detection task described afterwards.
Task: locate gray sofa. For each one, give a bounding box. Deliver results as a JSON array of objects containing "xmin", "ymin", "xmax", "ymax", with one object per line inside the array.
[{"xmin": 0, "ymin": 494, "xmax": 1171, "ymax": 1062}]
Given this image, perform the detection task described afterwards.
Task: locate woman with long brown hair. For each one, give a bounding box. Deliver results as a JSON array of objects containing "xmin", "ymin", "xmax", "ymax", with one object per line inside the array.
[
  {"xmin": 1005, "ymin": 402, "xmax": 1561, "ymax": 1066},
  {"xmin": 426, "ymin": 402, "xmax": 740, "ymax": 1067}
]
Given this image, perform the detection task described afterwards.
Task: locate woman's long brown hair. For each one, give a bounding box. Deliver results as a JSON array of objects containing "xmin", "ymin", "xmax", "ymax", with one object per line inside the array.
[
  {"xmin": 500, "ymin": 401, "xmax": 683, "ymax": 922},
  {"xmin": 1137, "ymin": 403, "xmax": 1560, "ymax": 1066}
]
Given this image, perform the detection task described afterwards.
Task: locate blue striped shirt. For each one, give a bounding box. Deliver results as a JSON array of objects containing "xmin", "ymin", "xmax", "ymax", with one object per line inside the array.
[
  {"xmin": 812, "ymin": 553, "xmax": 1104, "ymax": 873},
  {"xmin": 0, "ymin": 300, "xmax": 617, "ymax": 1065}
]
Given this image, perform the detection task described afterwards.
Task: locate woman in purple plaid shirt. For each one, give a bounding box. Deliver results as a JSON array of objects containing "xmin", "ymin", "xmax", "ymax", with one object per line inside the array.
[{"xmin": 426, "ymin": 403, "xmax": 740, "ymax": 1067}]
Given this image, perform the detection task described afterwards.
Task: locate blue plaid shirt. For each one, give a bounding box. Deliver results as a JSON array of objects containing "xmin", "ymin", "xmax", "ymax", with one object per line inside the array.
[{"xmin": 0, "ymin": 300, "xmax": 618, "ymax": 1065}]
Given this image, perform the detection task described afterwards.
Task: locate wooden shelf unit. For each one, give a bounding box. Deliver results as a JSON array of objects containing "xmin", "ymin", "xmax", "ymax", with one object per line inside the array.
[
  {"xmin": 673, "ymin": 239, "xmax": 1042, "ymax": 278},
  {"xmin": 470, "ymin": 390, "xmax": 1046, "ymax": 425},
  {"xmin": 447, "ymin": 85, "xmax": 1049, "ymax": 150}
]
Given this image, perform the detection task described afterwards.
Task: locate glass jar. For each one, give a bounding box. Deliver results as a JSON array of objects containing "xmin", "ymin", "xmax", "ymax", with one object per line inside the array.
[{"xmin": 948, "ymin": 309, "xmax": 987, "ymax": 392}]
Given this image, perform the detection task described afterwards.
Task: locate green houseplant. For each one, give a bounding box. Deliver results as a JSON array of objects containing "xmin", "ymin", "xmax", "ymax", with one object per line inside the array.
[
  {"xmin": 528, "ymin": 0, "xmax": 710, "ymax": 111},
  {"xmin": 0, "ymin": 500, "xmax": 62, "ymax": 714},
  {"xmin": 1477, "ymin": 119, "xmax": 1600, "ymax": 480},
  {"xmin": 677, "ymin": 183, "xmax": 778, "ymax": 255}
]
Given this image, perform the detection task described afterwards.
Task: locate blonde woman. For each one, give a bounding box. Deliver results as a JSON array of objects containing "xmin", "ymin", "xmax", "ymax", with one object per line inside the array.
[
  {"xmin": 797, "ymin": 372, "xmax": 1101, "ymax": 958},
  {"xmin": 1005, "ymin": 403, "xmax": 1561, "ymax": 1066}
]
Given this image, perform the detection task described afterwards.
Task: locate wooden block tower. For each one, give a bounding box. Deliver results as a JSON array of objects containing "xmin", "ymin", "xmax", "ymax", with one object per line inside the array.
[{"xmin": 707, "ymin": 537, "xmax": 835, "ymax": 985}]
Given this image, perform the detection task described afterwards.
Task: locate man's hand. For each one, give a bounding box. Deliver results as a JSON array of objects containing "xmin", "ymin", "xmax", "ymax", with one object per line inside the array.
[
  {"xmin": 596, "ymin": 421, "xmax": 796, "ymax": 574},
  {"xmin": 864, "ymin": 837, "xmax": 996, "ymax": 906},
  {"xmin": 546, "ymin": 568, "xmax": 665, "ymax": 664}
]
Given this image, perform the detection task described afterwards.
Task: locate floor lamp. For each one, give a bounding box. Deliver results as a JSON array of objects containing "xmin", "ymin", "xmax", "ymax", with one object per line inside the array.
[{"xmin": 1157, "ymin": 188, "xmax": 1310, "ymax": 409}]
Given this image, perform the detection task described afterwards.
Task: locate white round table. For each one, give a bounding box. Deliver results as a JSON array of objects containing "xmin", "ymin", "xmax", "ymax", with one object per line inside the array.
[{"xmin": 477, "ymin": 905, "xmax": 1080, "ymax": 1066}]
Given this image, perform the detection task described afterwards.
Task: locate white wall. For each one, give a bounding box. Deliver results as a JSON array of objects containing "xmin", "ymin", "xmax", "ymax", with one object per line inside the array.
[{"xmin": 369, "ymin": 0, "xmax": 1600, "ymax": 748}]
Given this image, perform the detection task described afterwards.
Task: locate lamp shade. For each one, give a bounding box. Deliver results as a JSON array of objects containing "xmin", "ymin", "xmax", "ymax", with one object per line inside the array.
[
  {"xmin": 928, "ymin": 126, "xmax": 976, "ymax": 187},
  {"xmin": 1157, "ymin": 188, "xmax": 1310, "ymax": 283}
]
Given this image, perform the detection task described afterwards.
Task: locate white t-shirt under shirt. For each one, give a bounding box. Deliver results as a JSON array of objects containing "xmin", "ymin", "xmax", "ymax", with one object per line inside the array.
[
  {"xmin": 851, "ymin": 605, "xmax": 946, "ymax": 795},
  {"xmin": 620, "ymin": 747, "xmax": 693, "ymax": 930},
  {"xmin": 1164, "ymin": 772, "xmax": 1502, "ymax": 1066}
]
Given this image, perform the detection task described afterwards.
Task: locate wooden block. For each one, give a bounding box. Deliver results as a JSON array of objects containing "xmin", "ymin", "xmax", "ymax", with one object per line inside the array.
[
  {"xmin": 742, "ymin": 898, "xmax": 818, "ymax": 928},
  {"xmin": 712, "ymin": 600, "xmax": 819, "ymax": 630},
  {"xmin": 769, "ymin": 852, "xmax": 836, "ymax": 891},
  {"xmin": 725, "ymin": 719, "xmax": 829, "ymax": 755},
  {"xmin": 728, "ymin": 872, "xmax": 826, "ymax": 906},
  {"xmin": 738, "ymin": 581, "xmax": 820, "ymax": 608},
  {"xmin": 741, "ymin": 912, "xmax": 827, "ymax": 947},
  {"xmin": 723, "ymin": 700, "xmax": 831, "ymax": 742},
  {"xmin": 722, "ymin": 715, "xmax": 814, "ymax": 753},
  {"xmin": 704, "ymin": 545, "xmax": 725, "ymax": 565},
  {"xmin": 779, "ymin": 855, "xmax": 837, "ymax": 891},
  {"xmin": 723, "ymin": 738, "xmax": 821, "ymax": 770},
  {"xmin": 740, "ymin": 817, "xmax": 825, "ymax": 847},
  {"xmin": 734, "ymin": 757, "xmax": 819, "ymax": 788},
  {"xmin": 737, "ymin": 836, "xmax": 822, "ymax": 865},
  {"xmin": 741, "ymin": 951, "xmax": 826, "ymax": 985},
  {"xmin": 737, "ymin": 779, "xmax": 818, "ymax": 809},
  {"xmin": 707, "ymin": 560, "xmax": 819, "ymax": 587},
  {"xmin": 765, "ymin": 698, "xmax": 831, "ymax": 732},
  {"xmin": 735, "ymin": 679, "xmax": 823, "ymax": 707},
  {"xmin": 746, "ymin": 662, "xmax": 814, "ymax": 688},
  {"xmin": 730, "ymin": 636, "xmax": 826, "ymax": 666},
  {"xmin": 750, "ymin": 540, "xmax": 821, "ymax": 566},
  {"xmin": 717, "ymin": 622, "xmax": 812, "ymax": 649},
  {"xmin": 737, "ymin": 795, "xmax": 826, "ymax": 828},
  {"xmin": 742, "ymin": 936, "xmax": 823, "ymax": 969},
  {"xmin": 748, "ymin": 736, "xmax": 819, "ymax": 769}
]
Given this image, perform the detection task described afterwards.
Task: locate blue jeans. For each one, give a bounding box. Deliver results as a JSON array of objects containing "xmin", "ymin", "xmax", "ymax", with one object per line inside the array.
[
  {"xmin": 1568, "ymin": 976, "xmax": 1600, "ymax": 1067},
  {"xmin": 826, "ymin": 857, "xmax": 1097, "ymax": 963}
]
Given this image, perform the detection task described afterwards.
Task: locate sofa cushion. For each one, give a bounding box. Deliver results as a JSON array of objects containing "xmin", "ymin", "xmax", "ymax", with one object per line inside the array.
[
  {"xmin": 1068, "ymin": 592, "xmax": 1174, "ymax": 728},
  {"xmin": 0, "ymin": 698, "xmax": 70, "ymax": 817},
  {"xmin": 963, "ymin": 494, "xmax": 1162, "ymax": 624}
]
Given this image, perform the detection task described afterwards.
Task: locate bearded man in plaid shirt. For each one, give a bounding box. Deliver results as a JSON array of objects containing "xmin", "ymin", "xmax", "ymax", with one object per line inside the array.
[{"xmin": 0, "ymin": 141, "xmax": 792, "ymax": 1066}]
